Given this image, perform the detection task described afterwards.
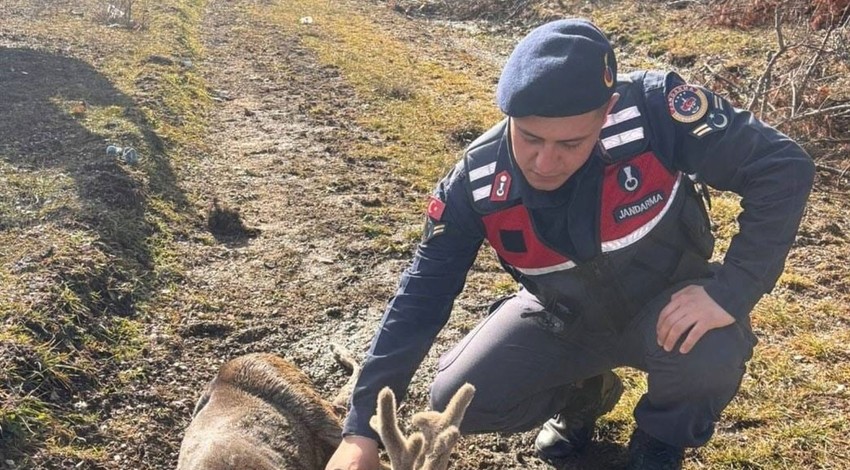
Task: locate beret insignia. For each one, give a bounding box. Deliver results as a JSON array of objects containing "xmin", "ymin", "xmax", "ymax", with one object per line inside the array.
[{"xmin": 604, "ymin": 54, "xmax": 615, "ymax": 88}]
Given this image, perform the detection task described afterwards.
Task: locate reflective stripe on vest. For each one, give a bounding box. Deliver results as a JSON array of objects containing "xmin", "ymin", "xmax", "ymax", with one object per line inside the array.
[{"xmin": 481, "ymin": 151, "xmax": 680, "ymax": 271}]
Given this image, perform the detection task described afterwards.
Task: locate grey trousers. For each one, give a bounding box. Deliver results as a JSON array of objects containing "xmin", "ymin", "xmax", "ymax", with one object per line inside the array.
[{"xmin": 429, "ymin": 284, "xmax": 757, "ymax": 448}]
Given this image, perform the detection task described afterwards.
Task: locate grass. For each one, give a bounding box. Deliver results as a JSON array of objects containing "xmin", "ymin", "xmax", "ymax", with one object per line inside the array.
[
  {"xmin": 255, "ymin": 2, "xmax": 849, "ymax": 468},
  {"xmin": 260, "ymin": 0, "xmax": 502, "ymax": 192},
  {"xmin": 0, "ymin": 0, "xmax": 210, "ymax": 463},
  {"xmin": 1, "ymin": 0, "xmax": 847, "ymax": 468}
]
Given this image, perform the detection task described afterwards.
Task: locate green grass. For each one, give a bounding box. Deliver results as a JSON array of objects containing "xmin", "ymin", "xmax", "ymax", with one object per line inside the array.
[
  {"xmin": 1, "ymin": 0, "xmax": 846, "ymax": 467},
  {"xmin": 0, "ymin": 0, "xmax": 210, "ymax": 462},
  {"xmin": 261, "ymin": 0, "xmax": 502, "ymax": 191}
]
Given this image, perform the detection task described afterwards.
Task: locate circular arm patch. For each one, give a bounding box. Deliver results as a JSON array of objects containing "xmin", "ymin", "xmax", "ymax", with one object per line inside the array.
[{"xmin": 667, "ymin": 85, "xmax": 709, "ymax": 123}]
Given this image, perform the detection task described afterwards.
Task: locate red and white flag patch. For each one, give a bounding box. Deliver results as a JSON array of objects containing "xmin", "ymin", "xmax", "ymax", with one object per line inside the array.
[{"xmin": 427, "ymin": 196, "xmax": 446, "ymax": 221}]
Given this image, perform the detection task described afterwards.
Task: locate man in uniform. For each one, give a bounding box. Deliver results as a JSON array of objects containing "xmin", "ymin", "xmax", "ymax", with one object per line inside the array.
[{"xmin": 326, "ymin": 18, "xmax": 814, "ymax": 470}]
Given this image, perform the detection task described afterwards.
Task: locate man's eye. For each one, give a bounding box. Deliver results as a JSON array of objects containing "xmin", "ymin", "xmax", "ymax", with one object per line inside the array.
[{"xmin": 559, "ymin": 141, "xmax": 581, "ymax": 149}]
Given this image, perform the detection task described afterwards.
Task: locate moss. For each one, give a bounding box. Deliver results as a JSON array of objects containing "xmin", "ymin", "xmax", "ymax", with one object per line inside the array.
[
  {"xmin": 753, "ymin": 295, "xmax": 809, "ymax": 334},
  {"xmin": 778, "ymin": 271, "xmax": 817, "ymax": 291},
  {"xmin": 709, "ymin": 193, "xmax": 742, "ymax": 255}
]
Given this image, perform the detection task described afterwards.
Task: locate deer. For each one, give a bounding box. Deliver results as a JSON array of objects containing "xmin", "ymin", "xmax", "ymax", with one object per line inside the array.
[{"xmin": 176, "ymin": 345, "xmax": 474, "ymax": 470}]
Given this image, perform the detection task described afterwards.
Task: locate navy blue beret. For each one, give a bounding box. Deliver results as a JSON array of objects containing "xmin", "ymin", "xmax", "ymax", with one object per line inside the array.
[{"xmin": 497, "ymin": 18, "xmax": 617, "ymax": 117}]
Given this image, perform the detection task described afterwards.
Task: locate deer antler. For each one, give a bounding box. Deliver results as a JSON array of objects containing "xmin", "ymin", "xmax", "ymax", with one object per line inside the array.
[
  {"xmin": 420, "ymin": 426, "xmax": 460, "ymax": 470},
  {"xmin": 370, "ymin": 383, "xmax": 475, "ymax": 470},
  {"xmin": 370, "ymin": 387, "xmax": 425, "ymax": 469}
]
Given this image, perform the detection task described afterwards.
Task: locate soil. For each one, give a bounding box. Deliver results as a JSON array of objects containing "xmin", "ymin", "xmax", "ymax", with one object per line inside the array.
[
  {"xmin": 1, "ymin": 0, "xmax": 848, "ymax": 469},
  {"xmin": 143, "ymin": 1, "xmax": 594, "ymax": 468}
]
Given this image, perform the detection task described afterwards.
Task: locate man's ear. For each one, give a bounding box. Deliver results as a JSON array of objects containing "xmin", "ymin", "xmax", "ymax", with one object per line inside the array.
[{"xmin": 606, "ymin": 93, "xmax": 620, "ymax": 114}]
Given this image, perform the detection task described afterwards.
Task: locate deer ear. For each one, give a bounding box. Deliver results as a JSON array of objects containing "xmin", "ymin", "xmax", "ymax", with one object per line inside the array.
[{"xmin": 330, "ymin": 344, "xmax": 361, "ymax": 410}]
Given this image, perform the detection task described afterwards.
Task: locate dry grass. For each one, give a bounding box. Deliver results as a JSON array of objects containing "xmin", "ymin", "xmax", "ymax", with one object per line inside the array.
[
  {"xmin": 1, "ymin": 0, "xmax": 847, "ymax": 468},
  {"xmin": 0, "ymin": 0, "xmax": 209, "ymax": 464}
]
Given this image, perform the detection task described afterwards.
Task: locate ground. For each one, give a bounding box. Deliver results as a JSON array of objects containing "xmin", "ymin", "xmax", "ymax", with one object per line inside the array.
[{"xmin": 0, "ymin": 0, "xmax": 848, "ymax": 469}]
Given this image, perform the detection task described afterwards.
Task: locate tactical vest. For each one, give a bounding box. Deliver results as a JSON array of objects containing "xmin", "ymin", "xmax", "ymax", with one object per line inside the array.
[{"xmin": 464, "ymin": 72, "xmax": 715, "ymax": 331}]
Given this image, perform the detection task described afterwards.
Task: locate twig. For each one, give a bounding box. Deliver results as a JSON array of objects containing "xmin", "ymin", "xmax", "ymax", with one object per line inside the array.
[
  {"xmin": 793, "ymin": 23, "xmax": 837, "ymax": 115},
  {"xmin": 815, "ymin": 163, "xmax": 846, "ymax": 176},
  {"xmin": 841, "ymin": 165, "xmax": 850, "ymax": 181},
  {"xmin": 667, "ymin": 0, "xmax": 698, "ymax": 9},
  {"xmin": 505, "ymin": 0, "xmax": 530, "ymax": 21},
  {"xmin": 777, "ymin": 103, "xmax": 850, "ymax": 125},
  {"xmin": 701, "ymin": 64, "xmax": 744, "ymax": 96},
  {"xmin": 748, "ymin": 9, "xmax": 788, "ymax": 113},
  {"xmin": 809, "ymin": 138, "xmax": 850, "ymax": 144}
]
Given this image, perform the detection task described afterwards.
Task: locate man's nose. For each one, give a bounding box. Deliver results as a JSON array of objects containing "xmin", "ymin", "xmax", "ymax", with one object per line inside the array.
[{"xmin": 535, "ymin": 144, "xmax": 560, "ymax": 174}]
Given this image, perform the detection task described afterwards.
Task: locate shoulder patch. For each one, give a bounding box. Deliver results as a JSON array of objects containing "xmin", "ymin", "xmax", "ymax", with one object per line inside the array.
[
  {"xmin": 689, "ymin": 93, "xmax": 730, "ymax": 139},
  {"xmin": 667, "ymin": 85, "xmax": 708, "ymax": 123},
  {"xmin": 422, "ymin": 217, "xmax": 446, "ymax": 243},
  {"xmin": 489, "ymin": 171, "xmax": 512, "ymax": 202},
  {"xmin": 427, "ymin": 195, "xmax": 446, "ymax": 221}
]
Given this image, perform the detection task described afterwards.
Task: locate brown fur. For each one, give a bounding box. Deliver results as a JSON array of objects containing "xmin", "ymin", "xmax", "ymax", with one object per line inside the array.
[{"xmin": 176, "ymin": 352, "xmax": 353, "ymax": 470}]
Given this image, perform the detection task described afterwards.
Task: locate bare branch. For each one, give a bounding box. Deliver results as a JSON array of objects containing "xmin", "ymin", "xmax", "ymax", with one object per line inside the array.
[
  {"xmin": 748, "ymin": 8, "xmax": 789, "ymax": 113},
  {"xmin": 815, "ymin": 163, "xmax": 850, "ymax": 176},
  {"xmin": 777, "ymin": 103, "xmax": 850, "ymax": 126},
  {"xmin": 700, "ymin": 64, "xmax": 745, "ymax": 96},
  {"xmin": 793, "ymin": 23, "xmax": 837, "ymax": 115}
]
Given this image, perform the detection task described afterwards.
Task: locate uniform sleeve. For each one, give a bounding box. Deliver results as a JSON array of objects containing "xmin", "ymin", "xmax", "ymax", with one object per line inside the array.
[
  {"xmin": 648, "ymin": 72, "xmax": 815, "ymax": 320},
  {"xmin": 342, "ymin": 164, "xmax": 484, "ymax": 440}
]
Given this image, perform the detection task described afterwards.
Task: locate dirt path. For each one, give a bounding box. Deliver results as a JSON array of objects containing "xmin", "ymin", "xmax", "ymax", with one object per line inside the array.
[
  {"xmin": 135, "ymin": 1, "xmax": 584, "ymax": 468},
  {"xmin": 3, "ymin": 1, "xmax": 845, "ymax": 469}
]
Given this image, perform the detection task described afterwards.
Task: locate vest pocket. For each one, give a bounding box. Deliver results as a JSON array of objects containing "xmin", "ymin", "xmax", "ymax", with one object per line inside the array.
[{"xmin": 499, "ymin": 229, "xmax": 527, "ymax": 253}]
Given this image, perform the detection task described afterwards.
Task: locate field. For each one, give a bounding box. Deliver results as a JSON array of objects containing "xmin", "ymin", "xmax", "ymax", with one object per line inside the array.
[{"xmin": 1, "ymin": 0, "xmax": 848, "ymax": 468}]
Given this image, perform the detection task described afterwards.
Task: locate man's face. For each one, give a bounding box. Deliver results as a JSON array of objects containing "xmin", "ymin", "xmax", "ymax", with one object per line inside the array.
[{"xmin": 509, "ymin": 95, "xmax": 617, "ymax": 191}]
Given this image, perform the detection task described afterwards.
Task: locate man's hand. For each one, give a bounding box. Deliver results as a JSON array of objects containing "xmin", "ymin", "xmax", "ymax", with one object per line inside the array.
[
  {"xmin": 657, "ymin": 285, "xmax": 735, "ymax": 354},
  {"xmin": 325, "ymin": 435, "xmax": 381, "ymax": 470}
]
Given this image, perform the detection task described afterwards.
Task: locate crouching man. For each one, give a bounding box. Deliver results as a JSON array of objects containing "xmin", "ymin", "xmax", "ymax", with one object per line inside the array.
[{"xmin": 326, "ymin": 17, "xmax": 814, "ymax": 470}]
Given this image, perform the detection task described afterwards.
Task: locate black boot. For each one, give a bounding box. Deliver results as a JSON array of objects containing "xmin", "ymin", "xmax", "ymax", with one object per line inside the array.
[
  {"xmin": 534, "ymin": 371, "xmax": 624, "ymax": 466},
  {"xmin": 626, "ymin": 427, "xmax": 685, "ymax": 470}
]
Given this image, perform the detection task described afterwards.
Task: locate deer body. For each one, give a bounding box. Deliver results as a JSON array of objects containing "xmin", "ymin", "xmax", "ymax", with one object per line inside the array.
[
  {"xmin": 176, "ymin": 353, "xmax": 346, "ymax": 470},
  {"xmin": 176, "ymin": 349, "xmax": 472, "ymax": 470}
]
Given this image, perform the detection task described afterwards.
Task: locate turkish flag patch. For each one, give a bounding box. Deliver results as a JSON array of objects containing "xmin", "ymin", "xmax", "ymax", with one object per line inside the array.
[{"xmin": 427, "ymin": 196, "xmax": 446, "ymax": 221}]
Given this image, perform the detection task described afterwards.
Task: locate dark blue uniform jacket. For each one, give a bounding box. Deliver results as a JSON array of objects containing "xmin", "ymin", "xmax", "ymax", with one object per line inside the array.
[{"xmin": 342, "ymin": 71, "xmax": 815, "ymax": 439}]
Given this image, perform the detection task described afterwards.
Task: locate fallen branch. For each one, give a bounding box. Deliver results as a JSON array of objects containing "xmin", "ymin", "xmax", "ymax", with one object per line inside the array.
[
  {"xmin": 815, "ymin": 163, "xmax": 847, "ymax": 175},
  {"xmin": 667, "ymin": 0, "xmax": 698, "ymax": 9},
  {"xmin": 777, "ymin": 103, "xmax": 850, "ymax": 125},
  {"xmin": 701, "ymin": 64, "xmax": 745, "ymax": 96}
]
